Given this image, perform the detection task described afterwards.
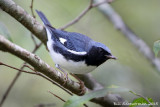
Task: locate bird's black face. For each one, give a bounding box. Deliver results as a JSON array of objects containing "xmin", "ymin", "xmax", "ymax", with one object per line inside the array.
[
  {"xmin": 100, "ymin": 48, "xmax": 117, "ymax": 60},
  {"xmin": 86, "ymin": 46, "xmax": 116, "ymax": 66},
  {"xmin": 97, "ymin": 47, "xmax": 116, "ymax": 61}
]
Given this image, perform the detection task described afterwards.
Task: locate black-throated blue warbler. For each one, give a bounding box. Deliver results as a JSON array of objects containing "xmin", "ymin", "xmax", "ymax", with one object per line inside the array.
[{"xmin": 36, "ymin": 10, "xmax": 116, "ymax": 76}]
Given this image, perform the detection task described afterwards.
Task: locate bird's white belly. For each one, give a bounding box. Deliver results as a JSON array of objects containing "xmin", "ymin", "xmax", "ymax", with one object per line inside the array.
[
  {"xmin": 47, "ymin": 42, "xmax": 96, "ymax": 74},
  {"xmin": 50, "ymin": 49, "xmax": 96, "ymax": 74}
]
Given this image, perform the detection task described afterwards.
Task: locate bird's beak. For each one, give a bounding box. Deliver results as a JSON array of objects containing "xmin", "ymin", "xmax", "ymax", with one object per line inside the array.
[{"xmin": 106, "ymin": 55, "xmax": 117, "ymax": 60}]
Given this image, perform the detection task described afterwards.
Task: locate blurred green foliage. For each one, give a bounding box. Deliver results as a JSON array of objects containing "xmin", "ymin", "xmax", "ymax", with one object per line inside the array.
[
  {"xmin": 64, "ymin": 85, "xmax": 129, "ymax": 107},
  {"xmin": 0, "ymin": 22, "xmax": 12, "ymax": 42},
  {"xmin": 0, "ymin": 0, "xmax": 160, "ymax": 107}
]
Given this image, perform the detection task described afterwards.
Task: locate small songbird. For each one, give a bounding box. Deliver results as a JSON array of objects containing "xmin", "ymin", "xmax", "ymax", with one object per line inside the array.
[{"xmin": 36, "ymin": 10, "xmax": 116, "ymax": 75}]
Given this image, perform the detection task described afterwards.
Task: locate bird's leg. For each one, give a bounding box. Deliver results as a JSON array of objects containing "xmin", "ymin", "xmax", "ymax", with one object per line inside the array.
[
  {"xmin": 70, "ymin": 73, "xmax": 85, "ymax": 95},
  {"xmin": 55, "ymin": 64, "xmax": 68, "ymax": 85}
]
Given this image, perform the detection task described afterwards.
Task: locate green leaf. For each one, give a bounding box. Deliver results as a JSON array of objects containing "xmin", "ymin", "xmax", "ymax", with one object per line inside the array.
[
  {"xmin": 63, "ymin": 89, "xmax": 107, "ymax": 107},
  {"xmin": 63, "ymin": 85, "xmax": 129, "ymax": 107},
  {"xmin": 153, "ymin": 40, "xmax": 160, "ymax": 57},
  {"xmin": 129, "ymin": 97, "xmax": 154, "ymax": 107},
  {"xmin": 0, "ymin": 22, "xmax": 13, "ymax": 42}
]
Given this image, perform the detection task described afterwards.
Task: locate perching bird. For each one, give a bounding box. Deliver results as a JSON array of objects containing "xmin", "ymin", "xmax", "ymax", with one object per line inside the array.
[{"xmin": 36, "ymin": 10, "xmax": 116, "ymax": 76}]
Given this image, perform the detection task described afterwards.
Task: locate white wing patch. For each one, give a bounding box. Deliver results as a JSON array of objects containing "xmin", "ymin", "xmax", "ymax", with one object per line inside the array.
[
  {"xmin": 67, "ymin": 49, "xmax": 87, "ymax": 55},
  {"xmin": 59, "ymin": 38, "xmax": 67, "ymax": 44}
]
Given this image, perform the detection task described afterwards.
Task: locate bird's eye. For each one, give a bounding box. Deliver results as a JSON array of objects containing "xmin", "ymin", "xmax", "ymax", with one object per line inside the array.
[{"xmin": 98, "ymin": 48, "xmax": 103, "ymax": 53}]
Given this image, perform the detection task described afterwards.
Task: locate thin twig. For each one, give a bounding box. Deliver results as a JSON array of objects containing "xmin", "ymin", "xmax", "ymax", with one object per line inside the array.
[
  {"xmin": 136, "ymin": 94, "xmax": 152, "ymax": 106},
  {"xmin": 30, "ymin": 0, "xmax": 35, "ymax": 18},
  {"xmin": 30, "ymin": 0, "xmax": 38, "ymax": 46},
  {"xmin": 0, "ymin": 0, "xmax": 41, "ymax": 105},
  {"xmin": 30, "ymin": 33, "xmax": 38, "ymax": 46},
  {"xmin": 130, "ymin": 91, "xmax": 152, "ymax": 106},
  {"xmin": 0, "ymin": 62, "xmax": 37, "ymax": 74},
  {"xmin": 48, "ymin": 91, "xmax": 88, "ymax": 107},
  {"xmin": 0, "ymin": 35, "xmax": 84, "ymax": 95},
  {"xmin": 59, "ymin": 0, "xmax": 110, "ymax": 30},
  {"xmin": 23, "ymin": 64, "xmax": 36, "ymax": 71},
  {"xmin": 33, "ymin": 42, "xmax": 43, "ymax": 52},
  {"xmin": 0, "ymin": 0, "xmax": 125, "ymax": 106},
  {"xmin": 0, "ymin": 61, "xmax": 73, "ymax": 96},
  {"xmin": 90, "ymin": 0, "xmax": 94, "ymax": 6},
  {"xmin": 94, "ymin": 0, "xmax": 160, "ymax": 72},
  {"xmin": 23, "ymin": 64, "xmax": 73, "ymax": 96},
  {"xmin": 48, "ymin": 91, "xmax": 66, "ymax": 102},
  {"xmin": 0, "ymin": 42, "xmax": 42, "ymax": 107},
  {"xmin": 59, "ymin": 2, "xmax": 92, "ymax": 30}
]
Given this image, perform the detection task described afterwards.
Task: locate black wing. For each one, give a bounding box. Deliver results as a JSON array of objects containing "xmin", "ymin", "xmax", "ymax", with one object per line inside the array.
[
  {"xmin": 36, "ymin": 10, "xmax": 92, "ymax": 52},
  {"xmin": 50, "ymin": 29, "xmax": 92, "ymax": 52}
]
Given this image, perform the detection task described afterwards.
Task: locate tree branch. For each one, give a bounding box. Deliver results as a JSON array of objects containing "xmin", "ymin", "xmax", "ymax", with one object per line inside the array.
[
  {"xmin": 30, "ymin": 0, "xmax": 36, "ymax": 18},
  {"xmin": 0, "ymin": 62, "xmax": 73, "ymax": 96},
  {"xmin": 0, "ymin": 0, "xmax": 126, "ymax": 106},
  {"xmin": 0, "ymin": 35, "xmax": 126, "ymax": 107},
  {"xmin": 77, "ymin": 74, "xmax": 127, "ymax": 107},
  {"xmin": 94, "ymin": 0, "xmax": 160, "ymax": 72},
  {"xmin": 59, "ymin": 0, "xmax": 111, "ymax": 30},
  {"xmin": 0, "ymin": 42, "xmax": 42, "ymax": 106},
  {"xmin": 76, "ymin": 74, "xmax": 103, "ymax": 90},
  {"xmin": 0, "ymin": 35, "xmax": 85, "ymax": 96},
  {"xmin": 0, "ymin": 0, "xmax": 47, "ymax": 44},
  {"xmin": 59, "ymin": 0, "xmax": 93, "ymax": 30},
  {"xmin": 48, "ymin": 91, "xmax": 66, "ymax": 102}
]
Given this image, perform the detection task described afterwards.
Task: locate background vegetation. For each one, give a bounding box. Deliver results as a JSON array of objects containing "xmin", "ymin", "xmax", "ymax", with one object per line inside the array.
[{"xmin": 0, "ymin": 0, "xmax": 160, "ymax": 107}]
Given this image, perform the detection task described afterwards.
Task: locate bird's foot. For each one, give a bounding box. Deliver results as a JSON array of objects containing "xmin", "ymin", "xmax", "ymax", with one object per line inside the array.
[
  {"xmin": 70, "ymin": 73, "xmax": 86, "ymax": 95},
  {"xmin": 78, "ymin": 80, "xmax": 86, "ymax": 95},
  {"xmin": 55, "ymin": 64, "xmax": 68, "ymax": 85}
]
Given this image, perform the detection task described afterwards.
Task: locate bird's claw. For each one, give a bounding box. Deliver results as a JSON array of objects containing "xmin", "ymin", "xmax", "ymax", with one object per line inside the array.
[
  {"xmin": 55, "ymin": 64, "xmax": 69, "ymax": 85},
  {"xmin": 77, "ymin": 80, "xmax": 86, "ymax": 95}
]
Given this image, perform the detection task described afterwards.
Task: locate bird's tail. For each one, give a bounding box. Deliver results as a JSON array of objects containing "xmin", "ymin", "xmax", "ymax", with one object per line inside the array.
[
  {"xmin": 36, "ymin": 10, "xmax": 52, "ymax": 27},
  {"xmin": 36, "ymin": 10, "xmax": 58, "ymax": 42}
]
